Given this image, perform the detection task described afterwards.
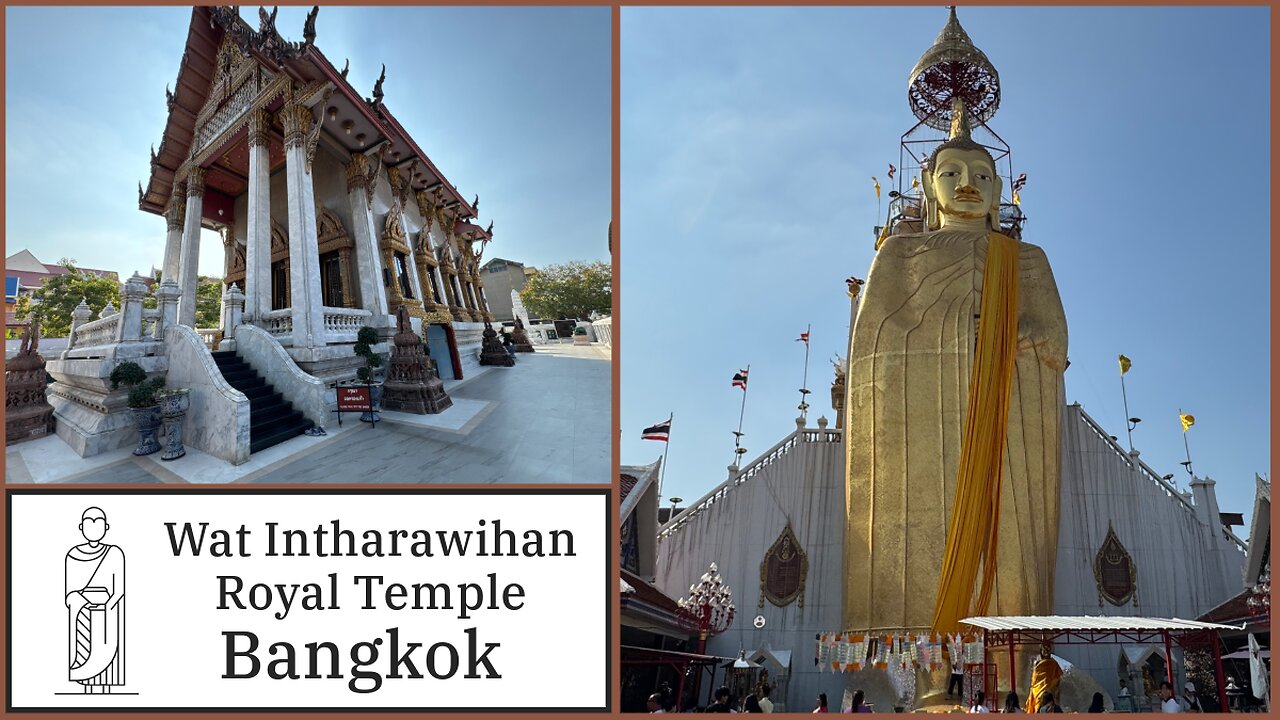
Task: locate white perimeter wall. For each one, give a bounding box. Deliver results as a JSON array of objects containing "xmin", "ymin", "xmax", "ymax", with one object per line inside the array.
[
  {"xmin": 1052, "ymin": 403, "xmax": 1246, "ymax": 703},
  {"xmin": 654, "ymin": 424, "xmax": 846, "ymax": 712}
]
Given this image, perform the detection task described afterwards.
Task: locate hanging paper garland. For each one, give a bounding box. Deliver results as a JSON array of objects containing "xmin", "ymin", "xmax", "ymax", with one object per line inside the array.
[
  {"xmin": 873, "ymin": 635, "xmax": 890, "ymax": 670},
  {"xmin": 963, "ymin": 634, "xmax": 984, "ymax": 664},
  {"xmin": 817, "ymin": 633, "xmax": 831, "ymax": 669},
  {"xmin": 855, "ymin": 634, "xmax": 869, "ymax": 672}
]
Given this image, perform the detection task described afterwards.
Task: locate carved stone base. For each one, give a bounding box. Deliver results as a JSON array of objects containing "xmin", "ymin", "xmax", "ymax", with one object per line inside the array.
[
  {"xmin": 383, "ymin": 377, "xmax": 453, "ymax": 415},
  {"xmin": 479, "ymin": 323, "xmax": 514, "ymax": 367},
  {"xmin": 5, "ymin": 404, "xmax": 54, "ymax": 444}
]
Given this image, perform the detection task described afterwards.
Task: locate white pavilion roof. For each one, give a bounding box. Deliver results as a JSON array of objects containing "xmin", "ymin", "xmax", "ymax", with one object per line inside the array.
[{"xmin": 960, "ymin": 615, "xmax": 1241, "ymax": 632}]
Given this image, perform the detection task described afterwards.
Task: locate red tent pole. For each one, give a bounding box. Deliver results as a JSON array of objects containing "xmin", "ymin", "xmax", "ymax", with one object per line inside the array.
[
  {"xmin": 1164, "ymin": 630, "xmax": 1175, "ymax": 686},
  {"xmin": 675, "ymin": 664, "xmax": 687, "ymax": 712},
  {"xmin": 1210, "ymin": 631, "xmax": 1229, "ymax": 712}
]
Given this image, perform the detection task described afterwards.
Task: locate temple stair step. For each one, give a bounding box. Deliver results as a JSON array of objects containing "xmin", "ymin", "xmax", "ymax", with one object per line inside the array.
[
  {"xmin": 250, "ymin": 414, "xmax": 313, "ymax": 454},
  {"xmin": 212, "ymin": 351, "xmax": 313, "ymax": 454}
]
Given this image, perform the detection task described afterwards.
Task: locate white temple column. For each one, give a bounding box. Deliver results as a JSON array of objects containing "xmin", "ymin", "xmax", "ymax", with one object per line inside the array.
[
  {"xmin": 176, "ymin": 166, "xmax": 206, "ymax": 327},
  {"xmin": 161, "ymin": 186, "xmax": 185, "ymax": 283},
  {"xmin": 345, "ymin": 153, "xmax": 389, "ymax": 315},
  {"xmin": 244, "ymin": 110, "xmax": 272, "ymax": 324},
  {"xmin": 281, "ymin": 99, "xmax": 326, "ymax": 348}
]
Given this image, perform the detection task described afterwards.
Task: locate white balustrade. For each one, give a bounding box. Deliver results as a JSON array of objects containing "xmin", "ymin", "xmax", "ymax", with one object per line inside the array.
[
  {"xmin": 322, "ymin": 306, "xmax": 372, "ymax": 343},
  {"xmin": 195, "ymin": 328, "xmax": 222, "ymax": 348},
  {"xmin": 262, "ymin": 309, "xmax": 294, "ymax": 338},
  {"xmin": 70, "ymin": 312, "xmax": 121, "ymax": 349}
]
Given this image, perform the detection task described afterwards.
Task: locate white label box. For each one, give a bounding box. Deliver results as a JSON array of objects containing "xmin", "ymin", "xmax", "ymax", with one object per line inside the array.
[{"xmin": 8, "ymin": 489, "xmax": 609, "ymax": 712}]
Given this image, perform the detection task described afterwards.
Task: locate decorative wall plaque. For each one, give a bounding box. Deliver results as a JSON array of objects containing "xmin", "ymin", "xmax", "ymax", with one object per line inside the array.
[
  {"xmin": 1094, "ymin": 524, "xmax": 1137, "ymax": 606},
  {"xmin": 758, "ymin": 523, "xmax": 808, "ymax": 608}
]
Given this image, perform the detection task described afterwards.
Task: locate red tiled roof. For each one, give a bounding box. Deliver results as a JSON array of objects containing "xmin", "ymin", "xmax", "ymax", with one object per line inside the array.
[
  {"xmin": 620, "ymin": 474, "xmax": 639, "ymax": 504},
  {"xmin": 622, "ymin": 568, "xmax": 681, "ymax": 615},
  {"xmin": 10, "ymin": 266, "xmax": 118, "ymax": 289},
  {"xmin": 1198, "ymin": 589, "xmax": 1253, "ymax": 626}
]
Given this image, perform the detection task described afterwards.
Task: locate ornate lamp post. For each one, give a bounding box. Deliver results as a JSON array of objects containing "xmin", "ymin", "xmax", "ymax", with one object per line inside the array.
[{"xmin": 676, "ymin": 562, "xmax": 736, "ymax": 655}]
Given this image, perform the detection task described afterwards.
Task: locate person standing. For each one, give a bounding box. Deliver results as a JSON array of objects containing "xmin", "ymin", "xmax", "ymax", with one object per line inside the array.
[
  {"xmin": 948, "ymin": 656, "xmax": 965, "ymax": 700},
  {"xmin": 1159, "ymin": 681, "xmax": 1183, "ymax": 713},
  {"xmin": 706, "ymin": 687, "xmax": 733, "ymax": 713},
  {"xmin": 65, "ymin": 507, "xmax": 125, "ymax": 693},
  {"xmin": 1180, "ymin": 681, "xmax": 1203, "ymax": 713},
  {"xmin": 757, "ymin": 685, "xmax": 774, "ymax": 714}
]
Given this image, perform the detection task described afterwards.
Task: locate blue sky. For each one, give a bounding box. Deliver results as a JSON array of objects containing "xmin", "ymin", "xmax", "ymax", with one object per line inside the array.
[
  {"xmin": 5, "ymin": 6, "xmax": 610, "ymax": 280},
  {"xmin": 621, "ymin": 7, "xmax": 1270, "ymax": 532}
]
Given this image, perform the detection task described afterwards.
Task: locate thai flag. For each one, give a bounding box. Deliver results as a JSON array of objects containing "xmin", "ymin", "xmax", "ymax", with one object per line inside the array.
[
  {"xmin": 797, "ymin": 332, "xmax": 809, "ymax": 346},
  {"xmin": 641, "ymin": 419, "xmax": 671, "ymax": 442},
  {"xmin": 888, "ymin": 163, "xmax": 897, "ymax": 180},
  {"xmin": 732, "ymin": 369, "xmax": 749, "ymax": 390},
  {"xmin": 1012, "ymin": 172, "xmax": 1027, "ymax": 193}
]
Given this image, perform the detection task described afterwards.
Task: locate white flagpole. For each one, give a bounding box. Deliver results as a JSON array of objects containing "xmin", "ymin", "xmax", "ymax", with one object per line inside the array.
[
  {"xmin": 799, "ymin": 324, "xmax": 812, "ymax": 421},
  {"xmin": 732, "ymin": 365, "xmax": 750, "ymax": 467},
  {"xmin": 657, "ymin": 412, "xmax": 672, "ymax": 505}
]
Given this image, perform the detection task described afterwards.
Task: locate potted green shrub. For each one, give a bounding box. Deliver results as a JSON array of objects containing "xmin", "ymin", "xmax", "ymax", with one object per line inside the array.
[
  {"xmin": 109, "ymin": 361, "xmax": 165, "ymax": 456},
  {"xmin": 572, "ymin": 325, "xmax": 590, "ymax": 345},
  {"xmin": 353, "ymin": 326, "xmax": 384, "ymax": 422}
]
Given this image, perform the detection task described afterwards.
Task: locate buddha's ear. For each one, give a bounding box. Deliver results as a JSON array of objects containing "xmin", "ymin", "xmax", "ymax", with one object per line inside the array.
[
  {"xmin": 988, "ymin": 173, "xmax": 1003, "ymax": 231},
  {"xmin": 922, "ymin": 168, "xmax": 940, "ymax": 230}
]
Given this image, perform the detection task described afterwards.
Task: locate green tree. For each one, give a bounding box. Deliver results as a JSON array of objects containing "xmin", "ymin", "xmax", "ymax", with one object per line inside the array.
[
  {"xmin": 519, "ymin": 260, "xmax": 611, "ymax": 320},
  {"xmin": 14, "ymin": 259, "xmax": 121, "ymax": 338},
  {"xmin": 196, "ymin": 276, "xmax": 224, "ymax": 328}
]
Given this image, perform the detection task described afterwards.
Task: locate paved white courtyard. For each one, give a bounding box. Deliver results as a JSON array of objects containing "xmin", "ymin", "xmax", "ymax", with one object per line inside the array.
[{"xmin": 6, "ymin": 342, "xmax": 610, "ymax": 484}]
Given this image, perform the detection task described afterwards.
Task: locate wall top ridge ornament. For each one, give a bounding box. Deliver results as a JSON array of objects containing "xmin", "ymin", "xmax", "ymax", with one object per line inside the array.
[{"xmin": 208, "ymin": 6, "xmax": 320, "ymax": 67}]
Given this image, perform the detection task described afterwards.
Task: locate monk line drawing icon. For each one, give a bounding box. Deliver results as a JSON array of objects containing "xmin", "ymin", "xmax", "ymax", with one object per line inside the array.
[{"xmin": 65, "ymin": 507, "xmax": 125, "ymax": 694}]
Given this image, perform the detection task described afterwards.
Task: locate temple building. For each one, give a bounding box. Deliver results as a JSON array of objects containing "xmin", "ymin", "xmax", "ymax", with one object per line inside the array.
[
  {"xmin": 45, "ymin": 6, "xmax": 501, "ymax": 462},
  {"xmin": 640, "ymin": 8, "xmax": 1256, "ymax": 713}
]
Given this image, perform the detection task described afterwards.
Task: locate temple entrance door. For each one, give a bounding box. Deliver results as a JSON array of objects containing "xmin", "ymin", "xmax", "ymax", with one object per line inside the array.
[
  {"xmin": 320, "ymin": 251, "xmax": 344, "ymax": 307},
  {"xmin": 270, "ymin": 260, "xmax": 289, "ymax": 310},
  {"xmin": 426, "ymin": 324, "xmax": 457, "ymax": 380}
]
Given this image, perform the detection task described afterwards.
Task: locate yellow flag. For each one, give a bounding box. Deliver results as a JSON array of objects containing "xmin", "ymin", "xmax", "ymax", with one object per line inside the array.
[
  {"xmin": 1118, "ymin": 354, "xmax": 1131, "ymax": 375},
  {"xmin": 872, "ymin": 176, "xmax": 881, "ymax": 200},
  {"xmin": 912, "ymin": 176, "xmax": 920, "ymax": 190},
  {"xmin": 1012, "ymin": 190, "xmax": 1022, "ymax": 206},
  {"xmin": 1180, "ymin": 413, "xmax": 1195, "ymax": 432}
]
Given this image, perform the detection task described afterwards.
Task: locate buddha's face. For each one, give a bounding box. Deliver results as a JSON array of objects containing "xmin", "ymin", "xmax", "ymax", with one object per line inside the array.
[{"xmin": 930, "ymin": 147, "xmax": 997, "ymax": 223}]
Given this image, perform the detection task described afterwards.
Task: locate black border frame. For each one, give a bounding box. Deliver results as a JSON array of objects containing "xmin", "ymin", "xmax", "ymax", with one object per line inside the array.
[{"xmin": 6, "ymin": 488, "xmax": 613, "ymax": 714}]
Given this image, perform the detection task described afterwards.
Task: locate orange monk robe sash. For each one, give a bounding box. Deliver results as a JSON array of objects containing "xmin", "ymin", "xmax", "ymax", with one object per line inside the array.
[{"xmin": 931, "ymin": 231, "xmax": 1020, "ymax": 633}]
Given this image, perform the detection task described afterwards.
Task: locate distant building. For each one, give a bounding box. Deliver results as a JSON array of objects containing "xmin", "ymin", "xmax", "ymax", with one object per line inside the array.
[
  {"xmin": 480, "ymin": 257, "xmax": 535, "ymax": 321},
  {"xmin": 5, "ymin": 250, "xmax": 120, "ymax": 334}
]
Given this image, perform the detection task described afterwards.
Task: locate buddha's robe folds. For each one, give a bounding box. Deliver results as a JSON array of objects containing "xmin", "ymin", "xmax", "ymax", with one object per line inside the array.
[
  {"xmin": 843, "ymin": 229, "xmax": 1067, "ymax": 633},
  {"xmin": 65, "ymin": 543, "xmax": 126, "ymax": 687}
]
